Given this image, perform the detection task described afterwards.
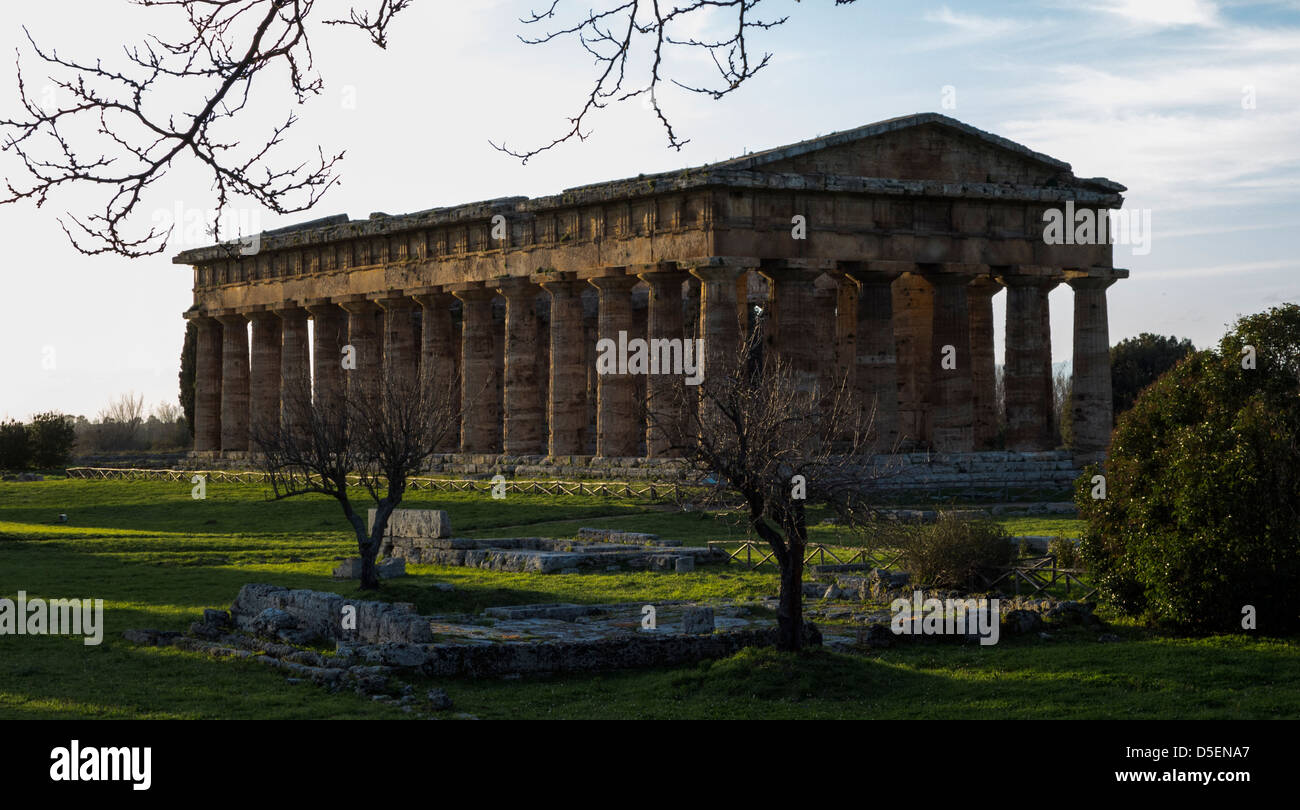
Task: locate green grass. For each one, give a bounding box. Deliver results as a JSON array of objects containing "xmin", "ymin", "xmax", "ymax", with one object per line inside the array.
[{"xmin": 0, "ymin": 478, "xmax": 1294, "ymax": 719}]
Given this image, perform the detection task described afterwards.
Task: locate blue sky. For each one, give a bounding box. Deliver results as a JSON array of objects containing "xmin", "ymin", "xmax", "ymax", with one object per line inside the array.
[{"xmin": 1, "ymin": 0, "xmax": 1296, "ymax": 419}]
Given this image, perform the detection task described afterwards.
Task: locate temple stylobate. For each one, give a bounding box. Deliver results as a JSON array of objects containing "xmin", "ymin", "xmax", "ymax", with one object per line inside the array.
[{"xmin": 175, "ymin": 113, "xmax": 1128, "ymax": 465}]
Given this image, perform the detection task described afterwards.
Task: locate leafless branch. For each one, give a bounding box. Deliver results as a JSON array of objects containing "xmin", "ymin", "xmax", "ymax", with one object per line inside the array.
[
  {"xmin": 493, "ymin": 0, "xmax": 857, "ymax": 163},
  {"xmin": 0, "ymin": 0, "xmax": 412, "ymax": 257}
]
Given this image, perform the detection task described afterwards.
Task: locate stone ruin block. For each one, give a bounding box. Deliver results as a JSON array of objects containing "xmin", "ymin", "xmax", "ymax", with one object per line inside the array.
[
  {"xmin": 368, "ymin": 508, "xmax": 451, "ymax": 539},
  {"xmin": 681, "ymin": 607, "xmax": 715, "ymax": 635}
]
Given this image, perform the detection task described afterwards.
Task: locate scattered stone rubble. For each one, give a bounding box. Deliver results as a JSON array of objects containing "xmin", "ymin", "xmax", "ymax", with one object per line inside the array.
[
  {"xmin": 123, "ymin": 583, "xmax": 816, "ymax": 685},
  {"xmin": 368, "ymin": 509, "xmax": 721, "ymax": 574}
]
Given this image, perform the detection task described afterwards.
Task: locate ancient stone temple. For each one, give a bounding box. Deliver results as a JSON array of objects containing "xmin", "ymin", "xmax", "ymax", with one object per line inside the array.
[{"xmin": 175, "ymin": 113, "xmax": 1127, "ymax": 467}]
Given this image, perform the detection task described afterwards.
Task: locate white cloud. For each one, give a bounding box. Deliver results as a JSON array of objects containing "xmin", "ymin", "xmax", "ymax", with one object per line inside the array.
[{"xmin": 1095, "ymin": 0, "xmax": 1222, "ymax": 28}]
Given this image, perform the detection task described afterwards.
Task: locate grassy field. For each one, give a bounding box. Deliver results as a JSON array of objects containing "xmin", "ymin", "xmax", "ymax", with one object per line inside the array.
[{"xmin": 1, "ymin": 478, "xmax": 1295, "ymax": 719}]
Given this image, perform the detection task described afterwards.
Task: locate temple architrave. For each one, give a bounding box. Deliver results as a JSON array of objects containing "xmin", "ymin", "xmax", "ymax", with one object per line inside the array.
[{"xmin": 175, "ymin": 113, "xmax": 1127, "ymax": 466}]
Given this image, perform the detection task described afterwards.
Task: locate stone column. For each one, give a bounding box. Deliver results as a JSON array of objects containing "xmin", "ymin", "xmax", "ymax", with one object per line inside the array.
[
  {"xmin": 192, "ymin": 316, "xmax": 223, "ymax": 453},
  {"xmin": 306, "ymin": 301, "xmax": 347, "ymax": 419},
  {"xmin": 690, "ymin": 265, "xmax": 743, "ymax": 383},
  {"xmin": 497, "ymin": 277, "xmax": 545, "ymax": 455},
  {"xmin": 892, "ymin": 271, "xmax": 933, "ymax": 446},
  {"xmin": 413, "ymin": 289, "xmax": 459, "ymax": 450},
  {"xmin": 844, "ymin": 264, "xmax": 903, "ymax": 449},
  {"xmin": 638, "ymin": 268, "xmax": 688, "ymax": 457},
  {"xmin": 451, "ymin": 287, "xmax": 500, "ymax": 453},
  {"xmin": 967, "ymin": 276, "xmax": 1000, "ymax": 450},
  {"xmin": 247, "ymin": 311, "xmax": 282, "ymax": 443},
  {"xmin": 998, "ymin": 269, "xmax": 1060, "ymax": 451},
  {"xmin": 274, "ymin": 305, "xmax": 310, "ymax": 437},
  {"xmin": 338, "ymin": 298, "xmax": 382, "ymax": 404},
  {"xmin": 376, "ymin": 293, "xmax": 419, "ymax": 396},
  {"xmin": 833, "ymin": 274, "xmax": 858, "ymax": 394},
  {"xmin": 1068, "ymin": 272, "xmax": 1120, "ymax": 463},
  {"xmin": 923, "ymin": 266, "xmax": 976, "ymax": 452},
  {"xmin": 589, "ymin": 273, "xmax": 639, "ymax": 458},
  {"xmin": 759, "ymin": 264, "xmax": 821, "ymax": 393},
  {"xmin": 215, "ymin": 312, "xmax": 250, "ymax": 453},
  {"xmin": 539, "ymin": 277, "xmax": 588, "ymax": 456}
]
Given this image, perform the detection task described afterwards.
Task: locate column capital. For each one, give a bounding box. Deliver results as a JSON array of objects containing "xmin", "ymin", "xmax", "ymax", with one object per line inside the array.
[
  {"xmin": 495, "ymin": 275, "xmax": 541, "ymax": 298},
  {"xmin": 334, "ymin": 294, "xmax": 380, "ymax": 315},
  {"xmin": 245, "ymin": 306, "xmax": 280, "ymax": 322},
  {"xmin": 839, "ymin": 260, "xmax": 909, "ymax": 284},
  {"xmin": 588, "ymin": 274, "xmax": 638, "ymax": 292},
  {"xmin": 966, "ymin": 275, "xmax": 1002, "ymax": 298},
  {"xmin": 448, "ymin": 286, "xmax": 496, "ymax": 304},
  {"xmin": 368, "ymin": 290, "xmax": 416, "ymax": 309},
  {"xmin": 680, "ymin": 255, "xmax": 759, "ymax": 273},
  {"xmin": 995, "ymin": 265, "xmax": 1064, "ymax": 288},
  {"xmin": 213, "ymin": 310, "xmax": 247, "ymax": 327},
  {"xmin": 1065, "ymin": 266, "xmax": 1128, "ymax": 289}
]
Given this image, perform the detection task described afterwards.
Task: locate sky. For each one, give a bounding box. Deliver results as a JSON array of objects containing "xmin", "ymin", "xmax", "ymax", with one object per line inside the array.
[{"xmin": 0, "ymin": 0, "xmax": 1297, "ymax": 420}]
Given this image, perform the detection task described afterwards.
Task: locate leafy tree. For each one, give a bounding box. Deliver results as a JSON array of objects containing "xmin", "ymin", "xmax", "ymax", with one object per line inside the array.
[
  {"xmin": 179, "ymin": 321, "xmax": 197, "ymax": 438},
  {"xmin": 0, "ymin": 420, "xmax": 31, "ymax": 470},
  {"xmin": 28, "ymin": 412, "xmax": 77, "ymax": 469},
  {"xmin": 1110, "ymin": 332, "xmax": 1195, "ymax": 419},
  {"xmin": 1077, "ymin": 305, "xmax": 1300, "ymax": 632}
]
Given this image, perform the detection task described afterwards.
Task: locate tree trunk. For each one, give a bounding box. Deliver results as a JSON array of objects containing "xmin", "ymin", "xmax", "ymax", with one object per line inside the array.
[{"xmin": 776, "ymin": 553, "xmax": 804, "ymax": 651}]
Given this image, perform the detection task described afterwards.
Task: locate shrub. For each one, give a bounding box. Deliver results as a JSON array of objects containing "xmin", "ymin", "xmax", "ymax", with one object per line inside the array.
[
  {"xmin": 28, "ymin": 412, "xmax": 77, "ymax": 469},
  {"xmin": 1077, "ymin": 304, "xmax": 1300, "ymax": 633},
  {"xmin": 1047, "ymin": 536, "xmax": 1082, "ymax": 570},
  {"xmin": 896, "ymin": 513, "xmax": 1014, "ymax": 589},
  {"xmin": 0, "ymin": 420, "xmax": 31, "ymax": 470}
]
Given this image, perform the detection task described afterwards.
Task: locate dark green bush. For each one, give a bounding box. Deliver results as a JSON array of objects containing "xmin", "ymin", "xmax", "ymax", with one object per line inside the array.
[
  {"xmin": 0, "ymin": 420, "xmax": 31, "ymax": 470},
  {"xmin": 897, "ymin": 513, "xmax": 1014, "ymax": 589},
  {"xmin": 1077, "ymin": 304, "xmax": 1300, "ymax": 632},
  {"xmin": 28, "ymin": 412, "xmax": 77, "ymax": 469}
]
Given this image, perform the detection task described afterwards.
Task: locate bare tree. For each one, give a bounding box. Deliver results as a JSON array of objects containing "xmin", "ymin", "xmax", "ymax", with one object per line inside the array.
[
  {"xmin": 96, "ymin": 391, "xmax": 147, "ymax": 450},
  {"xmin": 253, "ymin": 371, "xmax": 459, "ymax": 590},
  {"xmin": 2, "ymin": 0, "xmax": 859, "ymax": 254},
  {"xmin": 652, "ymin": 318, "xmax": 885, "ymax": 652},
  {"xmin": 0, "ymin": 0, "xmax": 412, "ymax": 256},
  {"xmin": 496, "ymin": 0, "xmax": 860, "ymax": 162}
]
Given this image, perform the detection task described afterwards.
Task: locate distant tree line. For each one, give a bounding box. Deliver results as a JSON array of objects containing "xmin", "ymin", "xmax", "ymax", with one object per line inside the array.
[{"xmin": 0, "ymin": 393, "xmax": 192, "ymax": 470}]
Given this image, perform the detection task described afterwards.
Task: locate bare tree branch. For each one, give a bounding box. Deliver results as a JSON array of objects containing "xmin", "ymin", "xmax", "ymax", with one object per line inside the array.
[
  {"xmin": 493, "ymin": 0, "xmax": 857, "ymax": 163},
  {"xmin": 0, "ymin": 0, "xmax": 412, "ymax": 257}
]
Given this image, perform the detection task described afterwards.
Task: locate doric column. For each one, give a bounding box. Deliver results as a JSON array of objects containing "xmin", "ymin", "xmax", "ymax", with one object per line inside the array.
[
  {"xmin": 497, "ymin": 277, "xmax": 545, "ymax": 455},
  {"xmin": 1067, "ymin": 270, "xmax": 1123, "ymax": 463},
  {"xmin": 689, "ymin": 263, "xmax": 744, "ymax": 383},
  {"xmin": 891, "ymin": 270, "xmax": 933, "ymax": 446},
  {"xmin": 450, "ymin": 286, "xmax": 500, "ymax": 453},
  {"xmin": 412, "ymin": 288, "xmax": 458, "ymax": 450},
  {"xmin": 539, "ymin": 276, "xmax": 587, "ymax": 456},
  {"xmin": 967, "ymin": 275, "xmax": 1000, "ymax": 450},
  {"xmin": 833, "ymin": 274, "xmax": 858, "ymax": 395},
  {"xmin": 844, "ymin": 263, "xmax": 904, "ymax": 449},
  {"xmin": 589, "ymin": 272, "xmax": 640, "ymax": 458},
  {"xmin": 375, "ymin": 292, "xmax": 419, "ymax": 396},
  {"xmin": 247, "ymin": 310, "xmax": 282, "ymax": 443},
  {"xmin": 759, "ymin": 262, "xmax": 821, "ymax": 394},
  {"xmin": 305, "ymin": 300, "xmax": 347, "ymax": 419},
  {"xmin": 215, "ymin": 312, "xmax": 250, "ymax": 453},
  {"xmin": 192, "ymin": 315, "xmax": 223, "ymax": 453},
  {"xmin": 998, "ymin": 267, "xmax": 1061, "ymax": 451},
  {"xmin": 638, "ymin": 266, "xmax": 688, "ymax": 457},
  {"xmin": 338, "ymin": 297, "xmax": 382, "ymax": 403},
  {"xmin": 274, "ymin": 305, "xmax": 310, "ymax": 438},
  {"xmin": 922, "ymin": 265, "xmax": 980, "ymax": 453}
]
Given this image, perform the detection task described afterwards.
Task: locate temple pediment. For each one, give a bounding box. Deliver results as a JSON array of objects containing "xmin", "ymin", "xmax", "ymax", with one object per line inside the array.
[{"xmin": 707, "ymin": 113, "xmax": 1124, "ymax": 193}]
